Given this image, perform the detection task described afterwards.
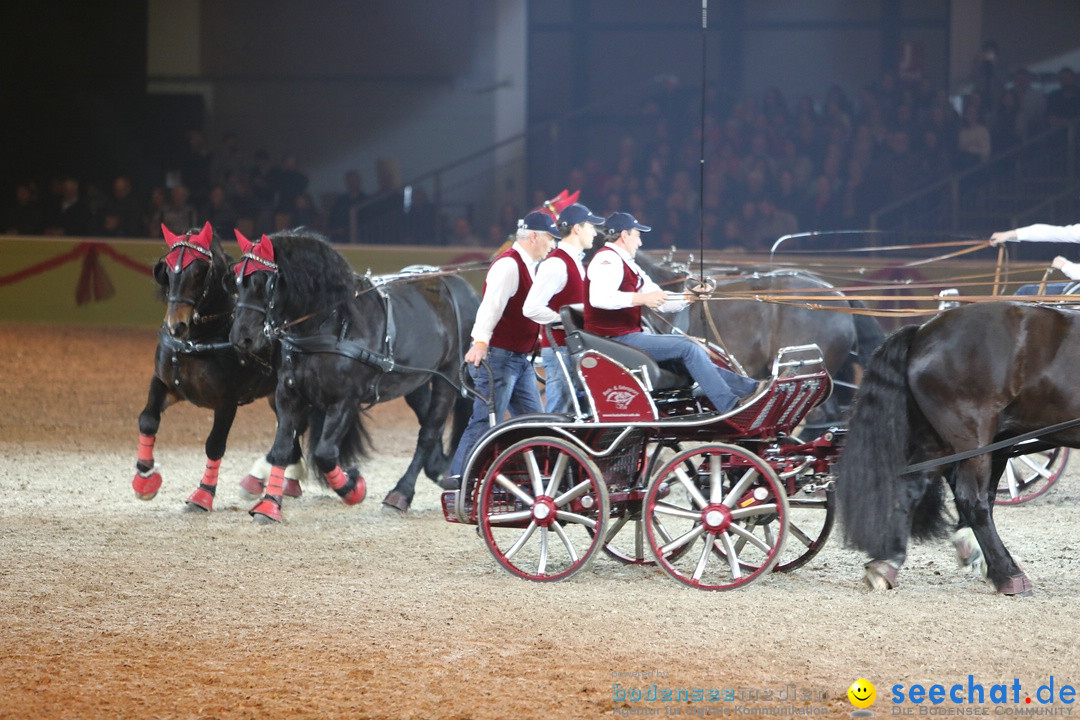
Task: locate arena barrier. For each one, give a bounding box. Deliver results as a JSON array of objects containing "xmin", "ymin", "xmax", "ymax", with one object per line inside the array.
[{"xmin": 0, "ymin": 235, "xmax": 492, "ymax": 327}]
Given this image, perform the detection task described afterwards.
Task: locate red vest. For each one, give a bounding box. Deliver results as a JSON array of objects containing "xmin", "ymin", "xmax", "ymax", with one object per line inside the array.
[
  {"xmin": 540, "ymin": 247, "xmax": 584, "ymax": 347},
  {"xmin": 584, "ymin": 246, "xmax": 643, "ymax": 337},
  {"xmin": 486, "ymin": 248, "xmax": 540, "ymax": 354}
]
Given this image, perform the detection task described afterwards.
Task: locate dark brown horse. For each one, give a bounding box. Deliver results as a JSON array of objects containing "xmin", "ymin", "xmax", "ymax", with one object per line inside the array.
[
  {"xmin": 229, "ymin": 228, "xmax": 480, "ymax": 522},
  {"xmin": 133, "ymin": 223, "xmax": 297, "ymax": 509},
  {"xmin": 638, "ymin": 253, "xmax": 885, "ymax": 425},
  {"xmin": 837, "ymin": 301, "xmax": 1080, "ymax": 595}
]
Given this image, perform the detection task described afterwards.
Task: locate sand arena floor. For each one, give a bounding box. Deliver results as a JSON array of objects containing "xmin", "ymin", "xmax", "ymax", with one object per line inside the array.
[{"xmin": 3, "ymin": 323, "xmax": 1080, "ymax": 719}]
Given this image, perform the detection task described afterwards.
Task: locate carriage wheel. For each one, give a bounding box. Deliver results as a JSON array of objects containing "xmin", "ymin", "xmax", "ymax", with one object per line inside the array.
[
  {"xmin": 478, "ymin": 437, "xmax": 608, "ymax": 582},
  {"xmin": 643, "ymin": 443, "xmax": 788, "ymax": 591},
  {"xmin": 769, "ymin": 487, "xmax": 833, "ymax": 573},
  {"xmin": 996, "ymin": 447, "xmax": 1069, "ymax": 506}
]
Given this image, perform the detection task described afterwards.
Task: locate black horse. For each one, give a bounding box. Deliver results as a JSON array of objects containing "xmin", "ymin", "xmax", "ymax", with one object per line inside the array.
[
  {"xmin": 638, "ymin": 252, "xmax": 885, "ymax": 424},
  {"xmin": 837, "ymin": 301, "xmax": 1080, "ymax": 595},
  {"xmin": 229, "ymin": 228, "xmax": 480, "ymax": 522},
  {"xmin": 133, "ymin": 222, "xmax": 298, "ymax": 509}
]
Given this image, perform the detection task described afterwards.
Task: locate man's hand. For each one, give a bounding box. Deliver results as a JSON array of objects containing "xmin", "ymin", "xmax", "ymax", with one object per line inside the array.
[
  {"xmin": 1053, "ymin": 255, "xmax": 1069, "ymax": 270},
  {"xmin": 989, "ymin": 231, "xmax": 1015, "ymax": 246},
  {"xmin": 634, "ymin": 289, "xmax": 668, "ymax": 309},
  {"xmin": 464, "ymin": 341, "xmax": 488, "ymax": 366}
]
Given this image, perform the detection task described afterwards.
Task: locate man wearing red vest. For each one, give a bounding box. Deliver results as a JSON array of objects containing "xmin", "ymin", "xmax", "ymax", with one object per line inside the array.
[
  {"xmin": 585, "ymin": 212, "xmax": 762, "ymax": 415},
  {"xmin": 523, "ymin": 202, "xmax": 604, "ymax": 413},
  {"xmin": 449, "ymin": 210, "xmax": 558, "ymax": 480}
]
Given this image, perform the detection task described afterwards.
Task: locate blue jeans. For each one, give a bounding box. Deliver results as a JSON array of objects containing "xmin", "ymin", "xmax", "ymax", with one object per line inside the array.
[
  {"xmin": 541, "ymin": 345, "xmax": 583, "ymax": 414},
  {"xmin": 450, "ymin": 346, "xmax": 543, "ymax": 477},
  {"xmin": 613, "ymin": 331, "xmax": 757, "ymax": 413}
]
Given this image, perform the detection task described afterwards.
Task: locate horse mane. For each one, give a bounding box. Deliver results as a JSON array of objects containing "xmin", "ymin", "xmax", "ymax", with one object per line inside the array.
[{"xmin": 269, "ymin": 228, "xmax": 356, "ymax": 317}]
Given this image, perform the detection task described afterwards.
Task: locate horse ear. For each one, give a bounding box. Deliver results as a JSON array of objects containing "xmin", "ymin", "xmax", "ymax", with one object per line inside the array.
[
  {"xmin": 162, "ymin": 224, "xmax": 181, "ymax": 246},
  {"xmin": 193, "ymin": 221, "xmax": 213, "ymax": 249},
  {"xmin": 234, "ymin": 228, "xmax": 253, "ymax": 254},
  {"xmin": 256, "ymin": 234, "xmax": 275, "ymax": 263}
]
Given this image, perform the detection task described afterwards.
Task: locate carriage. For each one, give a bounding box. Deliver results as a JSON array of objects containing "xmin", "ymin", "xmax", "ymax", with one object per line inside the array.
[{"xmin": 441, "ymin": 308, "xmax": 843, "ymax": 591}]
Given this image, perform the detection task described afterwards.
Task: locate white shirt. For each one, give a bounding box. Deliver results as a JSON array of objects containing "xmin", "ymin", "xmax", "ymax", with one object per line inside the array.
[
  {"xmin": 586, "ymin": 242, "xmax": 688, "ymax": 314},
  {"xmin": 1015, "ymin": 224, "xmax": 1080, "ymax": 279},
  {"xmin": 469, "ymin": 242, "xmax": 536, "ymax": 345},
  {"xmin": 522, "ymin": 246, "xmax": 585, "ymax": 326}
]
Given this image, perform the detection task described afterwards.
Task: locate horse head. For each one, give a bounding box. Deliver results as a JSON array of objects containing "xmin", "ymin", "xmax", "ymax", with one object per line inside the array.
[
  {"xmin": 230, "ymin": 229, "xmax": 279, "ymax": 356},
  {"xmin": 155, "ymin": 222, "xmax": 229, "ymax": 339},
  {"xmin": 231, "ymin": 228, "xmax": 355, "ymax": 356}
]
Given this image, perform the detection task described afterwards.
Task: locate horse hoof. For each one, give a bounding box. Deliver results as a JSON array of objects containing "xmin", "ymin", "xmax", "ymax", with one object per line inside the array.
[
  {"xmin": 132, "ymin": 470, "xmax": 163, "ymax": 500},
  {"xmin": 951, "ymin": 528, "xmax": 987, "ymax": 578},
  {"xmin": 184, "ymin": 487, "xmax": 214, "ymax": 512},
  {"xmin": 341, "ymin": 475, "xmax": 366, "ymax": 506},
  {"xmin": 864, "ymin": 560, "xmax": 899, "ymax": 590},
  {"xmin": 238, "ymin": 473, "xmax": 264, "ymax": 499},
  {"xmin": 381, "ymin": 491, "xmax": 410, "ymax": 513},
  {"xmin": 249, "ymin": 497, "xmax": 283, "ymax": 523},
  {"xmin": 999, "ymin": 574, "xmax": 1034, "ymax": 596}
]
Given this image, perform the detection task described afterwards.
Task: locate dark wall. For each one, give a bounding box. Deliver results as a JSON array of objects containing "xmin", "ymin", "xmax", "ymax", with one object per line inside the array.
[{"xmin": 1, "ymin": 2, "xmax": 151, "ymax": 190}]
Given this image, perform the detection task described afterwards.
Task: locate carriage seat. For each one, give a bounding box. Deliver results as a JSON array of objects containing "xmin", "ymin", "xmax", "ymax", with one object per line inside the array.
[{"xmin": 558, "ymin": 306, "xmax": 691, "ymax": 392}]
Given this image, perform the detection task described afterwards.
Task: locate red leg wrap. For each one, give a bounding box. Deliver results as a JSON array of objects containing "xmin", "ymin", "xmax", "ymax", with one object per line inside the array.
[
  {"xmin": 249, "ymin": 466, "xmax": 286, "ymax": 522},
  {"xmin": 283, "ymin": 477, "xmax": 303, "ymax": 498},
  {"xmin": 201, "ymin": 458, "xmax": 221, "ymax": 488},
  {"xmin": 265, "ymin": 466, "xmax": 286, "ymax": 497},
  {"xmin": 325, "ymin": 466, "xmax": 347, "ymax": 490},
  {"xmin": 137, "ymin": 434, "xmax": 156, "ymax": 466}
]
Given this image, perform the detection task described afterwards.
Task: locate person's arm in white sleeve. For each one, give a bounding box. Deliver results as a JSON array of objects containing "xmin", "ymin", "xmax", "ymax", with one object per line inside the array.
[
  {"xmin": 1000, "ymin": 224, "xmax": 1080, "ymax": 244},
  {"xmin": 522, "ymin": 258, "xmax": 566, "ymax": 325},
  {"xmin": 637, "ymin": 274, "xmax": 690, "ymax": 314},
  {"xmin": 469, "ymin": 256, "xmax": 519, "ymax": 345},
  {"xmin": 1053, "ymin": 256, "xmax": 1080, "ymax": 280}
]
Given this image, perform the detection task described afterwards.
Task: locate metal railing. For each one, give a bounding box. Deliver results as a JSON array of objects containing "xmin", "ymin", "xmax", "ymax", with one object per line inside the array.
[{"xmin": 869, "ymin": 121, "xmax": 1080, "ymax": 237}]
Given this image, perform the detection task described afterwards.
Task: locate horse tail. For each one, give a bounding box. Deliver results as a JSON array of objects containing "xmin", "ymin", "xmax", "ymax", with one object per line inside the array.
[{"xmin": 837, "ymin": 324, "xmax": 929, "ymax": 557}]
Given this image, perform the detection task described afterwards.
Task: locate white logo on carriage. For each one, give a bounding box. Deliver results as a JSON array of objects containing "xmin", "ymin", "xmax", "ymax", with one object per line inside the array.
[{"xmin": 603, "ymin": 385, "xmax": 640, "ymax": 410}]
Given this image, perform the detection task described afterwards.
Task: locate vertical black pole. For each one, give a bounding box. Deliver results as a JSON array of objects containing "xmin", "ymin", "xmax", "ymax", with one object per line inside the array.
[{"xmin": 699, "ymin": 0, "xmax": 708, "ymax": 280}]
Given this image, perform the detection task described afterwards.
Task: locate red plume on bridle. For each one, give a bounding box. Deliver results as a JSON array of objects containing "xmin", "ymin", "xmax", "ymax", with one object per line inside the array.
[
  {"xmin": 233, "ymin": 229, "xmax": 277, "ymax": 278},
  {"xmin": 538, "ymin": 189, "xmax": 580, "ymax": 220},
  {"xmin": 162, "ymin": 221, "xmax": 214, "ymax": 271}
]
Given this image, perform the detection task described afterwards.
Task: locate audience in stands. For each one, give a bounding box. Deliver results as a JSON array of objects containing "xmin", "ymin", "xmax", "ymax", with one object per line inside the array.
[{"xmin": 5, "ymin": 59, "xmax": 1078, "ymax": 249}]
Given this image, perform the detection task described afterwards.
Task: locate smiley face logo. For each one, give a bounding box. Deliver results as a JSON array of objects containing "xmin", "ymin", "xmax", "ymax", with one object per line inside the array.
[{"xmin": 848, "ymin": 678, "xmax": 876, "ymax": 709}]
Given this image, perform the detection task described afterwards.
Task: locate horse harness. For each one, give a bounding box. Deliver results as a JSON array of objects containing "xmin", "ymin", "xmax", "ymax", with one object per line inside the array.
[
  {"xmin": 164, "ymin": 240, "xmax": 230, "ymax": 327},
  {"xmin": 277, "ymin": 279, "xmax": 398, "ymax": 406}
]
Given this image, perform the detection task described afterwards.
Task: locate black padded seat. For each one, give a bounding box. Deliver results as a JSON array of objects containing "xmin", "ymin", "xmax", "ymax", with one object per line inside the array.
[{"xmin": 559, "ymin": 306, "xmax": 691, "ymax": 391}]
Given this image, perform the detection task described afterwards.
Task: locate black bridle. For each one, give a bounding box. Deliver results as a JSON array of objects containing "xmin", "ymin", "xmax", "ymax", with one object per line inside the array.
[{"xmin": 164, "ymin": 241, "xmax": 229, "ymax": 327}]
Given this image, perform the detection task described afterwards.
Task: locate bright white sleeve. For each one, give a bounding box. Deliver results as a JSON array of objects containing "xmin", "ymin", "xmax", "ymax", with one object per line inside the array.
[
  {"xmin": 469, "ymin": 257, "xmax": 519, "ymax": 344},
  {"xmin": 522, "ymin": 258, "xmax": 566, "ymax": 325},
  {"xmin": 1058, "ymin": 260, "xmax": 1080, "ymax": 280},
  {"xmin": 1015, "ymin": 224, "xmax": 1080, "ymax": 244}
]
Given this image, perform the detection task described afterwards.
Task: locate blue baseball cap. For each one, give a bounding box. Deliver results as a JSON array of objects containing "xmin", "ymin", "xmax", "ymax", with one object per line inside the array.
[
  {"xmin": 519, "ymin": 210, "xmax": 560, "ymax": 239},
  {"xmin": 605, "ymin": 212, "xmax": 651, "ymax": 234},
  {"xmin": 557, "ymin": 203, "xmax": 605, "ymax": 230}
]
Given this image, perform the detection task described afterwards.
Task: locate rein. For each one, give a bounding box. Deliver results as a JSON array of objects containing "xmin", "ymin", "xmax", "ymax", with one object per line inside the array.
[
  {"xmin": 903, "ymin": 415, "xmax": 1080, "ymax": 474},
  {"xmin": 266, "ymin": 270, "xmax": 467, "ymax": 393}
]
